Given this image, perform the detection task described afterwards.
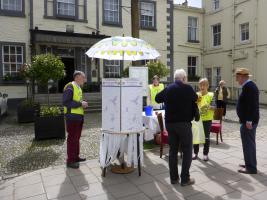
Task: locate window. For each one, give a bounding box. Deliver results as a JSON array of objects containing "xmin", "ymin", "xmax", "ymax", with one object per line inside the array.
[
  {"xmin": 188, "ymin": 56, "xmax": 197, "ymax": 78},
  {"xmin": 240, "ymin": 23, "xmax": 249, "ymax": 42},
  {"xmin": 2, "ymin": 45, "xmax": 23, "ymax": 77},
  {"xmin": 0, "ymin": 0, "xmax": 24, "ymax": 16},
  {"xmin": 212, "ymin": 24, "xmax": 221, "ymax": 47},
  {"xmin": 188, "ymin": 17, "xmax": 198, "ymax": 42},
  {"xmin": 205, "ymin": 68, "xmax": 212, "ymax": 87},
  {"xmin": 104, "ymin": 60, "xmax": 121, "ymax": 78},
  {"xmin": 0, "ymin": 0, "xmax": 22, "ymax": 11},
  {"xmin": 57, "ymin": 0, "xmax": 75, "ymax": 17},
  {"xmin": 140, "ymin": 1, "xmax": 156, "ymax": 29},
  {"xmin": 213, "ymin": 67, "xmax": 221, "ymax": 86},
  {"xmin": 103, "ymin": 0, "xmax": 120, "ymax": 25},
  {"xmin": 213, "ymin": 0, "xmax": 219, "ymax": 10}
]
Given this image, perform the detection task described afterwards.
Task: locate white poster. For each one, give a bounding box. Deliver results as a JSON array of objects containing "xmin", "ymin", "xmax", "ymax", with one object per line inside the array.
[
  {"xmin": 129, "ymin": 66, "xmax": 148, "ymax": 96},
  {"xmin": 102, "ymin": 78, "xmax": 143, "ymax": 133}
]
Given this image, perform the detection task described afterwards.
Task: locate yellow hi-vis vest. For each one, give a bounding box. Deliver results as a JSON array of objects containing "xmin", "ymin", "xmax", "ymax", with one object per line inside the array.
[
  {"xmin": 149, "ymin": 83, "xmax": 164, "ymax": 106},
  {"xmin": 197, "ymin": 92, "xmax": 214, "ymax": 121},
  {"xmin": 63, "ymin": 82, "xmax": 84, "ymax": 115}
]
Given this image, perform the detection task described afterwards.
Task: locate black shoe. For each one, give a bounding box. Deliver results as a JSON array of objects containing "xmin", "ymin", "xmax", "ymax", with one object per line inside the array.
[
  {"xmin": 192, "ymin": 154, "xmax": 198, "ymax": 160},
  {"xmin": 171, "ymin": 179, "xmax": 179, "ymax": 184},
  {"xmin": 238, "ymin": 168, "xmax": 257, "ymax": 174},
  {"xmin": 181, "ymin": 178, "xmax": 195, "ymax": 186},
  {"xmin": 77, "ymin": 157, "xmax": 86, "ymax": 162},
  {"xmin": 67, "ymin": 162, "xmax": 79, "ymax": 169},
  {"xmin": 239, "ymin": 164, "xmax": 245, "ymax": 168}
]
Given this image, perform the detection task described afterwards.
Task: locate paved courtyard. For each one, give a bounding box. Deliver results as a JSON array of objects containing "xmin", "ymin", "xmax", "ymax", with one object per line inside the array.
[{"xmin": 1, "ymin": 105, "xmax": 267, "ymax": 199}]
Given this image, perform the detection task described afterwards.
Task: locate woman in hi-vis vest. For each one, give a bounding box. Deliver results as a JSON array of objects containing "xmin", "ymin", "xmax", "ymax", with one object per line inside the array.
[
  {"xmin": 193, "ymin": 78, "xmax": 215, "ymax": 162},
  {"xmin": 147, "ymin": 75, "xmax": 164, "ymax": 110}
]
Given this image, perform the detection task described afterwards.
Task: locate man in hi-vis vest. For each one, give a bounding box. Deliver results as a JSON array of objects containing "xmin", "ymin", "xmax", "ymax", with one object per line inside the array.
[
  {"xmin": 63, "ymin": 71, "xmax": 88, "ymax": 169},
  {"xmin": 147, "ymin": 75, "xmax": 164, "ymax": 109}
]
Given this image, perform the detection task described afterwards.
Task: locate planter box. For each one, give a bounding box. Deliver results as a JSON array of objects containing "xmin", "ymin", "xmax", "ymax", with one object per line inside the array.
[
  {"xmin": 17, "ymin": 104, "xmax": 39, "ymax": 123},
  {"xmin": 34, "ymin": 115, "xmax": 65, "ymax": 140}
]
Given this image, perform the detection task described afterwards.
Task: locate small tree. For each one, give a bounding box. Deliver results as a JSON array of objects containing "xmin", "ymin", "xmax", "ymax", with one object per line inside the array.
[
  {"xmin": 146, "ymin": 61, "xmax": 169, "ymax": 82},
  {"xmin": 29, "ymin": 54, "xmax": 65, "ymax": 105}
]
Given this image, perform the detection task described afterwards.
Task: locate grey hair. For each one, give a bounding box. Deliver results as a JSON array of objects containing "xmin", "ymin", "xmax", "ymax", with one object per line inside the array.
[
  {"xmin": 174, "ymin": 69, "xmax": 187, "ymax": 81},
  {"xmin": 73, "ymin": 70, "xmax": 85, "ymax": 79}
]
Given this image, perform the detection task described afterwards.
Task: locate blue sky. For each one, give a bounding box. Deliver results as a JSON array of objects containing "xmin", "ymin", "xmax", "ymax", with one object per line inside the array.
[{"xmin": 174, "ymin": 0, "xmax": 202, "ymax": 8}]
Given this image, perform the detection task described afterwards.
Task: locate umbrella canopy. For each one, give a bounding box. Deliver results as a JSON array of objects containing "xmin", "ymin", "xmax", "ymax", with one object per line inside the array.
[{"xmin": 85, "ymin": 36, "xmax": 160, "ymax": 61}]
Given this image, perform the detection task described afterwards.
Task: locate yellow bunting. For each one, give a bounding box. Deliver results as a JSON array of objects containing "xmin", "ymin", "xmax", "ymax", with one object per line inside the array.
[
  {"xmin": 130, "ymin": 41, "xmax": 137, "ymax": 46},
  {"xmin": 126, "ymin": 50, "xmax": 131, "ymax": 56},
  {"xmin": 122, "ymin": 41, "xmax": 128, "ymax": 47}
]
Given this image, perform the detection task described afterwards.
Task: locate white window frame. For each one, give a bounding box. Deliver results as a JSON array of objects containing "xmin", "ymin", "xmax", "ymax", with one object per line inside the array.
[
  {"xmin": 140, "ymin": 1, "xmax": 155, "ymax": 29},
  {"xmin": 57, "ymin": 0, "xmax": 75, "ymax": 17},
  {"xmin": 80, "ymin": 49, "xmax": 87, "ymax": 79},
  {"xmin": 212, "ymin": 23, "xmax": 221, "ymax": 47},
  {"xmin": 2, "ymin": 45, "xmax": 23, "ymax": 77},
  {"xmin": 188, "ymin": 17, "xmax": 198, "ymax": 42},
  {"xmin": 104, "ymin": 60, "xmax": 121, "ymax": 78},
  {"xmin": 240, "ymin": 22, "xmax": 249, "ymax": 42},
  {"xmin": 103, "ymin": 0, "xmax": 120, "ymax": 24},
  {"xmin": 213, "ymin": 0, "xmax": 219, "ymax": 10},
  {"xmin": 187, "ymin": 56, "xmax": 197, "ymax": 77}
]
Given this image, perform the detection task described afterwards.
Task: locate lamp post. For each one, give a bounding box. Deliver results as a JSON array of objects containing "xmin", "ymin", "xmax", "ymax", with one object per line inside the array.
[{"xmin": 26, "ymin": 79, "xmax": 30, "ymax": 100}]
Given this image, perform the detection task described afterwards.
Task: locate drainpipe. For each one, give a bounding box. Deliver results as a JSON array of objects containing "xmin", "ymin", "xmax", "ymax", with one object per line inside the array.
[
  {"xmin": 253, "ymin": 0, "xmax": 259, "ymax": 82},
  {"xmin": 231, "ymin": 0, "xmax": 235, "ymax": 100}
]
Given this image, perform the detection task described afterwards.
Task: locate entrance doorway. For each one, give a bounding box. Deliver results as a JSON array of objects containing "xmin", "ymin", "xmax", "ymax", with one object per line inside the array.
[{"xmin": 58, "ymin": 57, "xmax": 75, "ymax": 92}]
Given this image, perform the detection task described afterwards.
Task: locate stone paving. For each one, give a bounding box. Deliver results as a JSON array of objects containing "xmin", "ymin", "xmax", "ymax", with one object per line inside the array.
[{"xmin": 0, "ymin": 105, "xmax": 267, "ymax": 199}]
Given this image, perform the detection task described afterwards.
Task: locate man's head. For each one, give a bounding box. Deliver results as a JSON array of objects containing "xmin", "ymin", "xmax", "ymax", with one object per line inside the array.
[
  {"xmin": 219, "ymin": 80, "xmax": 225, "ymax": 87},
  {"xmin": 73, "ymin": 71, "xmax": 86, "ymax": 86},
  {"xmin": 235, "ymin": 68, "xmax": 251, "ymax": 86},
  {"xmin": 152, "ymin": 75, "xmax": 160, "ymax": 86},
  {"xmin": 174, "ymin": 69, "xmax": 187, "ymax": 83}
]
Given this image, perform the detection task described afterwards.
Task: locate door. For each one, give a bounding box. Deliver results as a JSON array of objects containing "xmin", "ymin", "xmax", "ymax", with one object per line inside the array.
[{"xmin": 58, "ymin": 58, "xmax": 75, "ymax": 92}]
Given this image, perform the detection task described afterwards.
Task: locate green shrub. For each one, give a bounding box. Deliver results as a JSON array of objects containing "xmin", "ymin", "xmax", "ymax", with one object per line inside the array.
[{"xmin": 39, "ymin": 106, "xmax": 62, "ymax": 117}]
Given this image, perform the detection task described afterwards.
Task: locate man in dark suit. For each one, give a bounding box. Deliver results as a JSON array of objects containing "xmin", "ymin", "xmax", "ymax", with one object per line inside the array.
[
  {"xmin": 235, "ymin": 68, "xmax": 259, "ymax": 174},
  {"xmin": 155, "ymin": 69, "xmax": 199, "ymax": 186}
]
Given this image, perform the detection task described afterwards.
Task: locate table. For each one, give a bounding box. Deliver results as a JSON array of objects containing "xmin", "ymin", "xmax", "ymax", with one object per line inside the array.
[
  {"xmin": 100, "ymin": 129, "xmax": 145, "ymax": 177},
  {"xmin": 142, "ymin": 111, "xmax": 204, "ymax": 144},
  {"xmin": 142, "ymin": 110, "xmax": 165, "ymax": 141}
]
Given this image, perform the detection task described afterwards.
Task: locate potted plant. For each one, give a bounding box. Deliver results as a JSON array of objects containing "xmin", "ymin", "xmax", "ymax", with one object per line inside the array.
[
  {"xmin": 28, "ymin": 54, "xmax": 65, "ymax": 140},
  {"xmin": 34, "ymin": 105, "xmax": 65, "ymax": 140}
]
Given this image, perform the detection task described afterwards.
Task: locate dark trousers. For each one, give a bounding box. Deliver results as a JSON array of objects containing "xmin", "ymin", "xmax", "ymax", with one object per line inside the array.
[
  {"xmin": 240, "ymin": 123, "xmax": 257, "ymax": 173},
  {"xmin": 166, "ymin": 122, "xmax": 192, "ymax": 183},
  {"xmin": 216, "ymin": 100, "xmax": 227, "ymax": 116},
  {"xmin": 193, "ymin": 120, "xmax": 212, "ymax": 155},
  {"xmin": 66, "ymin": 120, "xmax": 84, "ymax": 163}
]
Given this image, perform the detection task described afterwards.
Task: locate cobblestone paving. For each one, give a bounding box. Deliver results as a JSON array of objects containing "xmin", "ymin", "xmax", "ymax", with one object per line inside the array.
[{"xmin": 0, "ymin": 105, "xmax": 266, "ymax": 179}]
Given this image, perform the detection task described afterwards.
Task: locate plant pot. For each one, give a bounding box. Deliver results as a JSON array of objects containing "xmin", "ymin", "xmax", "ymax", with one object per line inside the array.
[
  {"xmin": 17, "ymin": 104, "xmax": 39, "ymax": 123},
  {"xmin": 34, "ymin": 114, "xmax": 65, "ymax": 140}
]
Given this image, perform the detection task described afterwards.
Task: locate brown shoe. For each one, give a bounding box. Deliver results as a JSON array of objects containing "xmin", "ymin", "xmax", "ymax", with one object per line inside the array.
[{"xmin": 181, "ymin": 178, "xmax": 195, "ymax": 186}]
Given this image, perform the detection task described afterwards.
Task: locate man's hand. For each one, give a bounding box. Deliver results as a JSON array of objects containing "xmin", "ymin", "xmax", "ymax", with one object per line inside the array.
[
  {"xmin": 246, "ymin": 121, "xmax": 253, "ymax": 130},
  {"xmin": 81, "ymin": 100, "xmax": 88, "ymax": 108}
]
